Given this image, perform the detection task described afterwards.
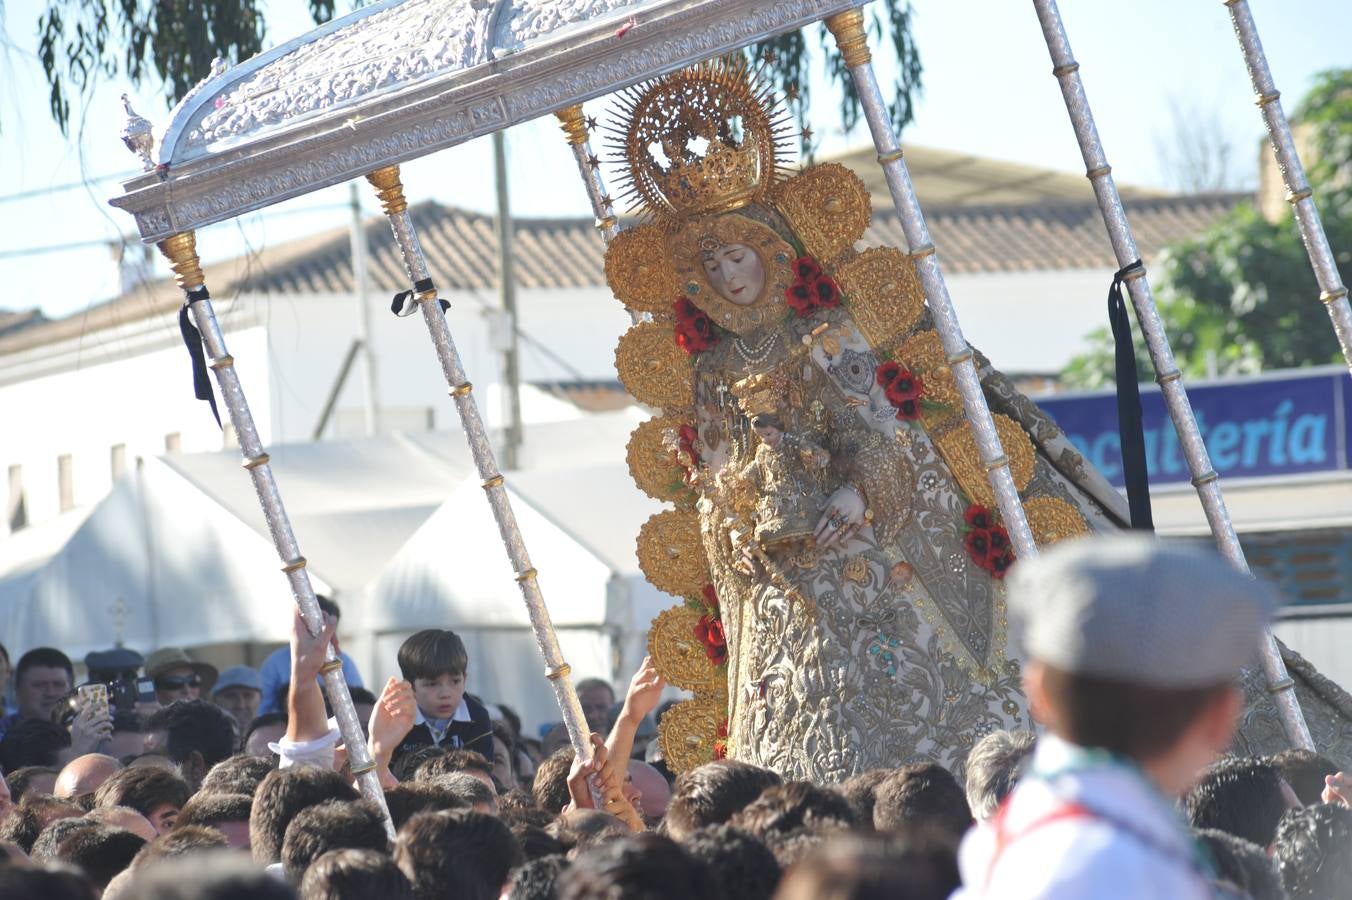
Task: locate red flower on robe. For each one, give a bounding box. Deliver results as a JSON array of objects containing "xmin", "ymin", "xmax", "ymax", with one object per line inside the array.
[
  {"xmin": 875, "ymin": 361, "xmax": 926, "ymax": 419},
  {"xmin": 673, "ymin": 297, "xmax": 717, "ymax": 353}
]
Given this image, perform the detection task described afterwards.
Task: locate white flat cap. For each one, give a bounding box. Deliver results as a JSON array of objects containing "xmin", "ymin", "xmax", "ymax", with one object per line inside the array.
[{"xmin": 1008, "ymin": 534, "xmax": 1279, "ymax": 688}]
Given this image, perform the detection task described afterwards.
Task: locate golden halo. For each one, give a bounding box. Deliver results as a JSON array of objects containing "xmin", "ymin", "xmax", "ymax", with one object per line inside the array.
[
  {"xmin": 614, "ymin": 322, "xmax": 694, "ymax": 410},
  {"xmin": 604, "ymin": 224, "xmax": 680, "ymax": 314},
  {"xmin": 636, "ymin": 509, "xmax": 709, "ymax": 598},
  {"xmin": 1023, "ymin": 496, "xmax": 1091, "ymax": 546},
  {"xmin": 647, "ymin": 604, "xmax": 722, "ymax": 693},
  {"xmin": 775, "ymin": 163, "xmax": 872, "ymax": 263},
  {"xmin": 658, "ymin": 695, "xmax": 728, "ymax": 774},
  {"xmin": 626, "ymin": 416, "xmax": 697, "ymax": 509},
  {"xmin": 668, "ymin": 213, "xmax": 795, "ymax": 336},
  {"xmin": 836, "ymin": 247, "xmax": 925, "ymax": 349},
  {"xmin": 609, "ymin": 56, "xmax": 791, "ymax": 224},
  {"xmin": 934, "ymin": 414, "xmax": 1037, "ymax": 508}
]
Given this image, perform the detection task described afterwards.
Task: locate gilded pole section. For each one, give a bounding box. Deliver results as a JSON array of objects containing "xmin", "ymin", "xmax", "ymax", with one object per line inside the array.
[
  {"xmin": 823, "ymin": 10, "xmax": 1037, "ymax": 560},
  {"xmin": 363, "ymin": 166, "xmax": 595, "ymax": 765},
  {"xmin": 1222, "ymin": 0, "xmax": 1352, "ymax": 374},
  {"xmin": 1030, "ymin": 0, "xmax": 1312, "ymax": 749},
  {"xmin": 554, "ymin": 105, "xmax": 619, "ymax": 242},
  {"xmin": 155, "ymin": 232, "xmax": 398, "ymax": 833}
]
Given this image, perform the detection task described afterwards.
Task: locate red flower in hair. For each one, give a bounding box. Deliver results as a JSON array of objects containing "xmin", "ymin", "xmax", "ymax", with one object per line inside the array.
[
  {"xmin": 784, "ymin": 280, "xmax": 816, "ymax": 317},
  {"xmin": 964, "ymin": 505, "xmax": 994, "ymax": 530},
  {"xmin": 791, "ymin": 256, "xmax": 822, "ymax": 281},
  {"xmin": 673, "ymin": 297, "xmax": 717, "ymax": 354}
]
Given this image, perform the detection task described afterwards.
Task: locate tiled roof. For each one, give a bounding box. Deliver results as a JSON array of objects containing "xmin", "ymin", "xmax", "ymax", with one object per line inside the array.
[{"xmin": 0, "ymin": 189, "xmax": 1245, "ymax": 356}]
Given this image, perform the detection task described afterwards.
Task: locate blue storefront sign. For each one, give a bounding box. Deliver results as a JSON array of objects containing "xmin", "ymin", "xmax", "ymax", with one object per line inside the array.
[{"xmin": 1036, "ymin": 368, "xmax": 1352, "ymax": 487}]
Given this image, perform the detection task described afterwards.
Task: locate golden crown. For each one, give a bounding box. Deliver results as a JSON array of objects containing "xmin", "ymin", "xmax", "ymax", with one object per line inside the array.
[{"xmin": 610, "ymin": 57, "xmax": 791, "ymax": 225}]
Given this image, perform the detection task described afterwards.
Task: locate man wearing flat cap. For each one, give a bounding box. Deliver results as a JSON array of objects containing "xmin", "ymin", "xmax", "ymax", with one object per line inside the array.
[{"xmin": 957, "ymin": 535, "xmax": 1279, "ymax": 899}]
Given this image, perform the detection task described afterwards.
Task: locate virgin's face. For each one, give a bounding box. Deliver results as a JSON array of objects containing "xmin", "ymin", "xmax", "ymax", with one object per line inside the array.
[{"xmin": 703, "ymin": 243, "xmax": 765, "ymax": 305}]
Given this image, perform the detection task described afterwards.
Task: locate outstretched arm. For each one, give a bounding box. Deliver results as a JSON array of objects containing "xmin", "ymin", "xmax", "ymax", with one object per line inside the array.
[{"xmin": 275, "ymin": 609, "xmax": 342, "ymax": 770}]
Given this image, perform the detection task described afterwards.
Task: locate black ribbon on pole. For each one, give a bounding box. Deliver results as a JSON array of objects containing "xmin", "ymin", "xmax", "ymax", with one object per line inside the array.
[
  {"xmin": 178, "ymin": 287, "xmax": 221, "ymax": 428},
  {"xmin": 391, "ymin": 277, "xmax": 448, "ymax": 317},
  {"xmin": 1109, "ymin": 259, "xmax": 1154, "ymax": 530}
]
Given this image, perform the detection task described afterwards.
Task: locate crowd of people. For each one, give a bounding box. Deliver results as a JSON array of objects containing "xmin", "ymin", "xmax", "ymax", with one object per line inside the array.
[{"xmin": 0, "ymin": 536, "xmax": 1347, "ymax": 899}]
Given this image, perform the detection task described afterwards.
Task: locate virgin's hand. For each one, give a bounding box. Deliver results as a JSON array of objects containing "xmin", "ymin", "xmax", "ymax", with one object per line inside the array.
[{"xmin": 813, "ymin": 486, "xmax": 865, "ymax": 548}]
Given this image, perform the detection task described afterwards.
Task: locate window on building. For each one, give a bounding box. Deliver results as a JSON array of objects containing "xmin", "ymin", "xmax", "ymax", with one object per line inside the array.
[
  {"xmin": 6, "ymin": 465, "xmax": 26, "ymax": 532},
  {"xmin": 58, "ymin": 454, "xmax": 75, "ymax": 512},
  {"xmin": 164, "ymin": 432, "xmax": 182, "ymax": 454},
  {"xmin": 110, "ymin": 444, "xmax": 127, "ymax": 480}
]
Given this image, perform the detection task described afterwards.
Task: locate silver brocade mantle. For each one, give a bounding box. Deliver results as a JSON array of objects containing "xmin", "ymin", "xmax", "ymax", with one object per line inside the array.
[{"xmin": 109, "ymin": 0, "xmax": 864, "ymax": 241}]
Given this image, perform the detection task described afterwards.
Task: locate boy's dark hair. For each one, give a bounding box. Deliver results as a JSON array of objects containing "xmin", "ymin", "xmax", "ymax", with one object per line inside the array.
[
  {"xmin": 31, "ymin": 816, "xmax": 99, "ymax": 862},
  {"xmin": 146, "ymin": 700, "xmax": 238, "ymax": 771},
  {"xmin": 558, "ymin": 833, "xmax": 716, "ymax": 900},
  {"xmin": 5, "ymin": 764, "xmax": 60, "ymax": 800},
  {"xmin": 282, "ymin": 800, "xmax": 390, "ymax": 885},
  {"xmin": 390, "ymin": 746, "xmax": 447, "ymax": 784},
  {"xmin": 0, "ymin": 865, "xmax": 99, "ymax": 900},
  {"xmin": 1273, "ymin": 803, "xmax": 1352, "ymax": 900},
  {"xmin": 0, "ymin": 795, "xmax": 83, "ymax": 852},
  {"xmin": 511, "ymin": 823, "xmax": 565, "ymax": 861},
  {"xmin": 531, "ymin": 748, "xmax": 575, "ymax": 816},
  {"xmin": 545, "ymin": 809, "xmax": 629, "ymax": 855},
  {"xmin": 176, "ymin": 792, "xmax": 253, "ymax": 830},
  {"xmin": 199, "ymin": 753, "xmax": 276, "ymax": 796},
  {"xmin": 505, "ymin": 856, "xmax": 566, "ymax": 900},
  {"xmin": 664, "ymin": 760, "xmax": 783, "ymax": 840},
  {"xmin": 1185, "ymin": 756, "xmax": 1291, "ymax": 847},
  {"xmin": 55, "ymin": 824, "xmax": 146, "ymax": 889},
  {"xmin": 93, "ymin": 767, "xmax": 192, "ymax": 819},
  {"xmin": 301, "ymin": 848, "xmax": 414, "ymax": 900},
  {"xmin": 1268, "ymin": 748, "xmax": 1340, "ymax": 807},
  {"xmin": 243, "ymin": 712, "xmax": 289, "ymax": 753},
  {"xmin": 838, "ymin": 770, "xmax": 891, "ymax": 832},
  {"xmin": 0, "ymin": 718, "xmax": 72, "ymax": 771},
  {"xmin": 397, "ymin": 629, "xmax": 469, "ymax": 682},
  {"xmin": 14, "ymin": 647, "xmax": 74, "ymax": 686},
  {"xmin": 679, "ymin": 824, "xmax": 780, "ymax": 900},
  {"xmin": 394, "ymin": 810, "xmax": 523, "ymax": 900},
  {"xmin": 499, "ymin": 789, "xmax": 548, "ymax": 823},
  {"xmin": 872, "ymin": 763, "xmax": 973, "ymax": 840},
  {"xmin": 131, "ymin": 824, "xmax": 228, "ymax": 867},
  {"xmin": 381, "ymin": 783, "xmax": 466, "ymax": 830},
  {"xmin": 414, "ymin": 749, "xmax": 493, "ymax": 783},
  {"xmin": 250, "ymin": 765, "xmax": 359, "ymax": 865},
  {"xmin": 1039, "ymin": 665, "xmax": 1230, "ymax": 760},
  {"xmin": 422, "ymin": 772, "xmax": 497, "ymax": 812},
  {"xmin": 729, "ymin": 781, "xmax": 855, "ymax": 868},
  {"xmin": 773, "ymin": 832, "xmax": 960, "ymax": 900},
  {"xmin": 112, "ymin": 849, "xmax": 298, "ymax": 900},
  {"xmin": 1194, "ymin": 828, "xmax": 1286, "ymax": 900}
]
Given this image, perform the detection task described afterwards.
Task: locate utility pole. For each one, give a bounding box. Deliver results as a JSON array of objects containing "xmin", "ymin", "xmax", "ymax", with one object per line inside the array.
[
  {"xmin": 493, "ymin": 130, "xmax": 523, "ymax": 469},
  {"xmin": 350, "ymin": 182, "xmax": 380, "ymax": 436}
]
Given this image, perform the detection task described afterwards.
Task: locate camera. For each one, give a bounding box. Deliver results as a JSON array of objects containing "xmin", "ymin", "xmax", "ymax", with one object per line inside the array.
[{"xmin": 84, "ymin": 648, "xmax": 155, "ymax": 713}]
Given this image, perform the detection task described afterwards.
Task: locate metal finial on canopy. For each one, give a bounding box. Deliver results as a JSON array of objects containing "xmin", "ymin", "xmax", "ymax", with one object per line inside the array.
[{"xmin": 119, "ymin": 95, "xmax": 155, "ymax": 172}]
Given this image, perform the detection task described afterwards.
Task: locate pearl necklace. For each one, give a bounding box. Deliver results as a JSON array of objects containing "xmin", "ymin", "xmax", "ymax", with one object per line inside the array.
[{"xmin": 733, "ymin": 330, "xmax": 781, "ymax": 368}]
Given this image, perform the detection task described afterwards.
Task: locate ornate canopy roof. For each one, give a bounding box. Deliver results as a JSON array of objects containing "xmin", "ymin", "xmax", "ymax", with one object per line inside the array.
[{"xmin": 110, "ymin": 0, "xmax": 863, "ymax": 242}]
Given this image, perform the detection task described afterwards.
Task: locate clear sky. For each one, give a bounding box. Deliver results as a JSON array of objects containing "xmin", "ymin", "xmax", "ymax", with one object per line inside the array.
[{"xmin": 1, "ymin": 0, "xmax": 1349, "ymax": 320}]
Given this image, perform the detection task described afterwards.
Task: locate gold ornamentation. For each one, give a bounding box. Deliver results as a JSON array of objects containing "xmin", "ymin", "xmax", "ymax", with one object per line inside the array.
[
  {"xmin": 604, "ymin": 224, "xmax": 682, "ymax": 313},
  {"xmin": 365, "ymin": 167, "xmax": 408, "ymax": 216},
  {"xmin": 934, "ymin": 414, "xmax": 1036, "ymax": 507},
  {"xmin": 636, "ymin": 509, "xmax": 709, "ymax": 598},
  {"xmin": 895, "ymin": 330, "xmax": 960, "ymax": 411},
  {"xmin": 626, "ymin": 416, "xmax": 696, "ymax": 508},
  {"xmin": 775, "ymin": 163, "xmax": 871, "ymax": 264},
  {"xmin": 609, "ymin": 56, "xmax": 790, "ymax": 225},
  {"xmin": 658, "ymin": 695, "xmax": 727, "ymax": 774},
  {"xmin": 156, "ymin": 233, "xmax": 205, "ymax": 290},
  {"xmin": 1023, "ymin": 496, "xmax": 1091, "ymax": 546},
  {"xmin": 825, "ymin": 9, "xmax": 872, "ymax": 67},
  {"xmin": 615, "ymin": 322, "xmax": 693, "ymax": 410},
  {"xmin": 729, "ymin": 371, "xmax": 789, "ymax": 419},
  {"xmin": 842, "ymin": 555, "xmax": 868, "ymax": 585},
  {"xmin": 647, "ymin": 605, "xmax": 721, "ymax": 693},
  {"xmin": 669, "ymin": 213, "xmax": 796, "ymax": 335},
  {"xmin": 553, "ymin": 105, "xmax": 588, "ymax": 145},
  {"xmin": 834, "ymin": 247, "xmax": 924, "ymax": 348}
]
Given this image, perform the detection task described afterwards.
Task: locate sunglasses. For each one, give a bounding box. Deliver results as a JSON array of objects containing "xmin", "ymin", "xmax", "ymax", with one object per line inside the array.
[{"xmin": 156, "ymin": 675, "xmax": 202, "ymax": 690}]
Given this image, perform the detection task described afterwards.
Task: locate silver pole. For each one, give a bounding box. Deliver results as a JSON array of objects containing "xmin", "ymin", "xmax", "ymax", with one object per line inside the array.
[
  {"xmin": 492, "ymin": 132, "xmax": 523, "ymax": 470},
  {"xmin": 1029, "ymin": 0, "xmax": 1312, "ymax": 749},
  {"xmin": 823, "ymin": 11, "xmax": 1037, "ymax": 560},
  {"xmin": 350, "ymin": 183, "xmax": 380, "ymax": 436},
  {"xmin": 363, "ymin": 167, "xmax": 595, "ymax": 764},
  {"xmin": 1222, "ymin": 0, "xmax": 1352, "ymax": 372},
  {"xmin": 554, "ymin": 106, "xmax": 619, "ymax": 244},
  {"xmin": 155, "ymin": 232, "xmax": 397, "ymax": 836}
]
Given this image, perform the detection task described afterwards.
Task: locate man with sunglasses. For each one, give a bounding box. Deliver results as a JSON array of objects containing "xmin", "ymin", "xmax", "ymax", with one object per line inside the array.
[{"xmin": 145, "ymin": 648, "xmax": 218, "ymax": 707}]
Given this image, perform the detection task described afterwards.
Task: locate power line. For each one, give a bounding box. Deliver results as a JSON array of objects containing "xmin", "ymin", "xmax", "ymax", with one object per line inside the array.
[{"xmin": 0, "ymin": 171, "xmax": 138, "ymax": 206}]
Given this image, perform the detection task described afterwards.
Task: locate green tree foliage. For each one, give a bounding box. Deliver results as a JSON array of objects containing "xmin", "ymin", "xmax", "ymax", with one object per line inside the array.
[
  {"xmin": 1062, "ymin": 69, "xmax": 1352, "ymax": 389},
  {"xmin": 35, "ymin": 0, "xmax": 921, "ymax": 143}
]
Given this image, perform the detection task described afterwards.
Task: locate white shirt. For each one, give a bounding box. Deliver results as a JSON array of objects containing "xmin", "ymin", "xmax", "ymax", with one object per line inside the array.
[
  {"xmin": 413, "ymin": 698, "xmax": 472, "ymax": 746},
  {"xmin": 955, "ymin": 736, "xmax": 1221, "ymax": 900}
]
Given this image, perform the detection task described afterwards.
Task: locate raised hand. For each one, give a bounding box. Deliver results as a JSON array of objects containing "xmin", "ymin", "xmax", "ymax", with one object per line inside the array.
[{"xmin": 369, "ymin": 677, "xmax": 416, "ymax": 767}]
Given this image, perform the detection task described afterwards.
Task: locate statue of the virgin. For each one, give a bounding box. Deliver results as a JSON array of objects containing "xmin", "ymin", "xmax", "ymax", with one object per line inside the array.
[{"xmin": 606, "ymin": 59, "xmax": 1352, "ymax": 782}]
